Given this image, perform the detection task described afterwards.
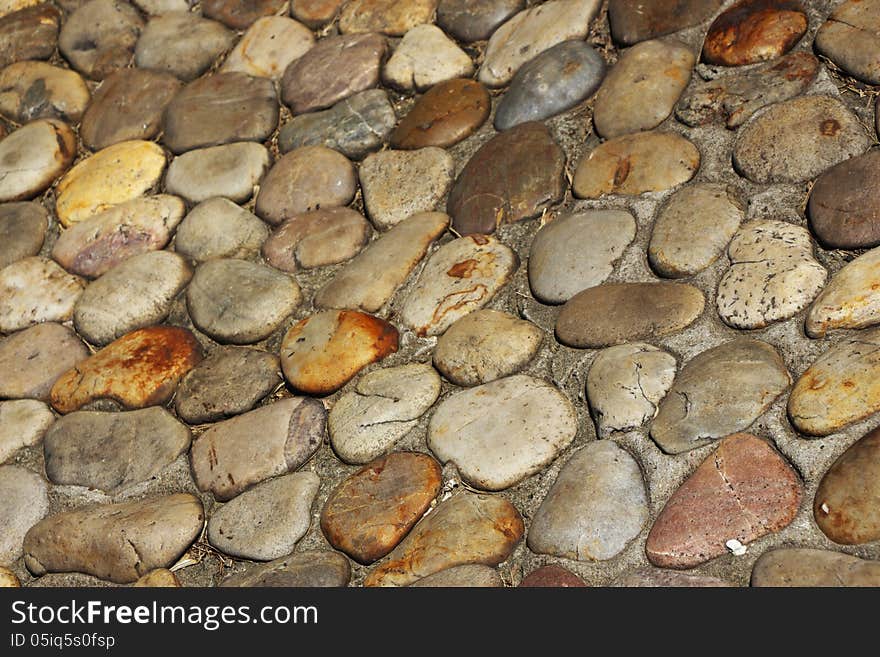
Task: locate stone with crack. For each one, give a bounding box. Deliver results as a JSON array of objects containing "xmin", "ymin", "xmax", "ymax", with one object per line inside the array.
[
  {"xmin": 329, "ymin": 363, "xmax": 441, "ymax": 464},
  {"xmin": 651, "ymin": 339, "xmax": 790, "ymax": 454},
  {"xmin": 586, "ymin": 343, "xmax": 676, "ymax": 437},
  {"xmin": 716, "ymin": 220, "xmax": 827, "ymax": 330}
]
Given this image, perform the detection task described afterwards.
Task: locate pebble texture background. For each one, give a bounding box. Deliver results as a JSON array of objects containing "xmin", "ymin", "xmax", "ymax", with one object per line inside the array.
[{"xmin": 2, "ymin": 0, "xmax": 880, "ymax": 589}]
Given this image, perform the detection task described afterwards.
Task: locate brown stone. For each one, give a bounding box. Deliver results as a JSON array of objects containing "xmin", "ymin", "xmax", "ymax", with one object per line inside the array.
[
  {"xmin": 814, "ymin": 427, "xmax": 880, "ymax": 545},
  {"xmin": 80, "ymin": 68, "xmax": 181, "ymax": 151},
  {"xmin": 390, "ymin": 78, "xmax": 491, "ymax": 150},
  {"xmin": 437, "ymin": 0, "xmax": 524, "ymax": 43},
  {"xmin": 751, "ymin": 548, "xmax": 880, "ymax": 587},
  {"xmin": 291, "ymin": 0, "xmax": 344, "ymax": 28},
  {"xmin": 49, "ymin": 326, "xmax": 203, "ymax": 414},
  {"xmin": 519, "ymin": 565, "xmax": 587, "ymax": 587},
  {"xmin": 0, "ymin": 323, "xmax": 89, "ymax": 401},
  {"xmin": 280, "ymin": 310, "xmax": 399, "ymax": 395},
  {"xmin": 58, "ymin": 0, "xmax": 143, "ymax": 80},
  {"xmin": 0, "ymin": 4, "xmax": 61, "ymax": 68},
  {"xmin": 339, "ymin": 0, "xmax": 437, "ymax": 36},
  {"xmin": 609, "ymin": 0, "xmax": 724, "ymax": 45},
  {"xmin": 612, "ymin": 567, "xmax": 732, "ymax": 587},
  {"xmin": 646, "ymin": 433, "xmax": 803, "ymax": 569},
  {"xmin": 0, "ymin": 61, "xmax": 89, "ymax": 124},
  {"xmin": 447, "ymin": 121, "xmax": 565, "ymax": 235},
  {"xmin": 281, "ymin": 32, "xmax": 386, "ymax": 114},
  {"xmin": 321, "ymin": 452, "xmax": 442, "ymax": 564},
  {"xmin": 0, "ymin": 201, "xmax": 47, "ymax": 269},
  {"xmin": 262, "ymin": 208, "xmax": 371, "ymax": 273},
  {"xmin": 364, "ymin": 492, "xmax": 524, "ymax": 587},
  {"xmin": 220, "ymin": 551, "xmax": 351, "ymax": 587},
  {"xmin": 132, "ymin": 569, "xmax": 180, "ymax": 587},
  {"xmin": 201, "ymin": 0, "xmax": 287, "ymax": 30},
  {"xmin": 703, "ymin": 0, "xmax": 808, "ymax": 66},
  {"xmin": 556, "ymin": 282, "xmax": 704, "ymax": 349}
]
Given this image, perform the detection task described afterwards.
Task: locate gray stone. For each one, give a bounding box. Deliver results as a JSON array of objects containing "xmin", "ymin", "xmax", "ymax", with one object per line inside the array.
[
  {"xmin": 174, "ymin": 198, "xmax": 269, "ymax": 262},
  {"xmin": 528, "ymin": 442, "xmax": 648, "ymax": 561},
  {"xmin": 59, "ymin": 0, "xmax": 143, "ymax": 80},
  {"xmin": 495, "ymin": 39, "xmax": 605, "ymax": 130},
  {"xmin": 651, "ymin": 339, "xmax": 791, "ymax": 454},
  {"xmin": 0, "ymin": 323, "xmax": 89, "ymax": 401},
  {"xmin": 134, "ymin": 12, "xmax": 235, "ymax": 82},
  {"xmin": 528, "ymin": 209, "xmax": 635, "ymax": 304},
  {"xmin": 815, "ymin": 0, "xmax": 880, "ymax": 85},
  {"xmin": 0, "ymin": 400, "xmax": 54, "ymax": 464},
  {"xmin": 0, "ymin": 201, "xmax": 46, "ymax": 269},
  {"xmin": 383, "ymin": 24, "xmax": 473, "ymax": 92},
  {"xmin": 165, "ymin": 143, "xmax": 270, "ymax": 205},
  {"xmin": 437, "ymin": 0, "xmax": 524, "ymax": 42},
  {"xmin": 410, "ymin": 564, "xmax": 503, "ymax": 587},
  {"xmin": 208, "ymin": 472, "xmax": 319, "ymax": 561},
  {"xmin": 221, "ymin": 551, "xmax": 350, "ymax": 587},
  {"xmin": 0, "ymin": 119, "xmax": 75, "ymax": 202},
  {"xmin": 428, "ymin": 374, "xmax": 577, "ymax": 491},
  {"xmin": 0, "ymin": 256, "xmax": 84, "ymax": 333},
  {"xmin": 43, "ymin": 407, "xmax": 191, "ymax": 492},
  {"xmin": 0, "ymin": 465, "xmax": 48, "ymax": 566}
]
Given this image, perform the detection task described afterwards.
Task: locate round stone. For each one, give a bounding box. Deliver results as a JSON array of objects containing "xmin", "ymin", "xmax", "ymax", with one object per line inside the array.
[
  {"xmin": 338, "ymin": 0, "xmax": 437, "ymax": 36},
  {"xmin": 221, "ymin": 16, "xmax": 315, "ymax": 80},
  {"xmin": 79, "ymin": 68, "xmax": 181, "ymax": 151},
  {"xmin": 703, "ymin": 0, "xmax": 807, "ymax": 66},
  {"xmin": 186, "ymin": 259, "xmax": 301, "ymax": 345},
  {"xmin": 529, "ymin": 209, "xmax": 636, "ymax": 304},
  {"xmin": 0, "ymin": 201, "xmax": 47, "ymax": 269},
  {"xmin": 0, "ymin": 3, "xmax": 61, "ymax": 68},
  {"xmin": 0, "ymin": 399, "xmax": 55, "ymax": 464},
  {"xmin": 433, "ymin": 310, "xmax": 543, "ymax": 386},
  {"xmin": 162, "ymin": 73, "xmax": 278, "ymax": 155},
  {"xmin": 321, "ymin": 452, "xmax": 442, "ymax": 563},
  {"xmin": 280, "ymin": 309, "xmax": 399, "ymax": 396},
  {"xmin": 806, "ymin": 246, "xmax": 880, "ymax": 338},
  {"xmin": 174, "ymin": 347, "xmax": 281, "ymax": 424},
  {"xmin": 609, "ymin": 0, "xmax": 724, "ymax": 45},
  {"xmin": 55, "ymin": 140, "xmax": 167, "ymax": 227},
  {"xmin": 174, "ymin": 198, "xmax": 269, "ymax": 263},
  {"xmin": 428, "ymin": 374, "xmax": 577, "ymax": 491},
  {"xmin": 437, "ymin": 0, "xmax": 523, "ymax": 42},
  {"xmin": 135, "ymin": 12, "xmax": 236, "ymax": 82},
  {"xmin": 649, "ymin": 183, "xmax": 744, "ymax": 279},
  {"xmin": 0, "ymin": 119, "xmax": 75, "ymax": 202},
  {"xmin": 58, "ymin": 0, "xmax": 143, "ymax": 80},
  {"xmin": 255, "ymin": 146, "xmax": 357, "ymax": 226},
  {"xmin": 0, "ymin": 323, "xmax": 89, "ymax": 401},
  {"xmin": 73, "ymin": 251, "xmax": 192, "ymax": 346},
  {"xmin": 0, "ymin": 256, "xmax": 84, "ymax": 333},
  {"xmin": 382, "ymin": 24, "xmax": 474, "ymax": 92},
  {"xmin": 165, "ymin": 142, "xmax": 270, "ymax": 205},
  {"xmin": 0, "ymin": 61, "xmax": 89, "ymax": 124},
  {"xmin": 528, "ymin": 442, "xmax": 649, "ymax": 561},
  {"xmin": 495, "ymin": 39, "xmax": 605, "ymax": 131},
  {"xmin": 733, "ymin": 95, "xmax": 869, "ymax": 184},
  {"xmin": 592, "ymin": 38, "xmax": 694, "ymax": 139},
  {"xmin": 0, "ymin": 465, "xmax": 48, "ymax": 566}
]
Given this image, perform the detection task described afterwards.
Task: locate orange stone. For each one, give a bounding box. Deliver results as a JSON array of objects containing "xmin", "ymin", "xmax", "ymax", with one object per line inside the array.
[{"xmin": 703, "ymin": 0, "xmax": 807, "ymax": 66}]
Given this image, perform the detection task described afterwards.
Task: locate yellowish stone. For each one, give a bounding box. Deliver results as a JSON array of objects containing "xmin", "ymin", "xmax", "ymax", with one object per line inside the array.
[
  {"xmin": 0, "ymin": 566, "xmax": 19, "ymax": 587},
  {"xmin": 0, "ymin": 0, "xmax": 39, "ymax": 18}
]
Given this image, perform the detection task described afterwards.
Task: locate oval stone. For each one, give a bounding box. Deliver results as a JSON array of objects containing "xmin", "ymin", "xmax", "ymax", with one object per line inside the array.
[
  {"xmin": 49, "ymin": 326, "xmax": 203, "ymax": 414},
  {"xmin": 328, "ymin": 363, "xmax": 442, "ymax": 464},
  {"xmin": 255, "ymin": 146, "xmax": 357, "ymax": 226},
  {"xmin": 0, "ymin": 465, "xmax": 48, "ymax": 566},
  {"xmin": 0, "ymin": 399, "xmax": 55, "ymax": 465},
  {"xmin": 0, "ymin": 256, "xmax": 84, "ymax": 333},
  {"xmin": 815, "ymin": 427, "xmax": 880, "ymax": 545},
  {"xmin": 646, "ymin": 433, "xmax": 803, "ymax": 569},
  {"xmin": 572, "ymin": 131, "xmax": 700, "ymax": 199},
  {"xmin": 529, "ymin": 209, "xmax": 636, "ymax": 304},
  {"xmin": 220, "ymin": 551, "xmax": 350, "ymax": 587},
  {"xmin": 58, "ymin": 0, "xmax": 143, "ymax": 80},
  {"xmin": 0, "ymin": 4, "xmax": 61, "ymax": 68},
  {"xmin": 390, "ymin": 78, "xmax": 491, "ymax": 150},
  {"xmin": 437, "ymin": 0, "xmax": 524, "ymax": 43},
  {"xmin": 23, "ymin": 494, "xmax": 203, "ymax": 584},
  {"xmin": 43, "ymin": 407, "xmax": 191, "ymax": 492},
  {"xmin": 752, "ymin": 548, "xmax": 880, "ymax": 587},
  {"xmin": 399, "ymin": 234, "xmax": 519, "ymax": 337},
  {"xmin": 806, "ymin": 247, "xmax": 880, "ymax": 338},
  {"xmin": 649, "ymin": 183, "xmax": 744, "ymax": 279},
  {"xmin": 0, "ymin": 61, "xmax": 89, "ymax": 124},
  {"xmin": 174, "ymin": 347, "xmax": 281, "ymax": 424},
  {"xmin": 788, "ymin": 329, "xmax": 880, "ymax": 436},
  {"xmin": 495, "ymin": 39, "xmax": 605, "ymax": 131},
  {"xmin": 73, "ymin": 251, "xmax": 192, "ymax": 346},
  {"xmin": 221, "ymin": 16, "xmax": 315, "ymax": 80},
  {"xmin": 612, "ymin": 567, "xmax": 731, "ymax": 587},
  {"xmin": 411, "ymin": 565, "xmax": 504, "ymax": 587},
  {"xmin": 0, "ymin": 201, "xmax": 46, "ymax": 269},
  {"xmin": 208, "ymin": 471, "xmax": 320, "ymax": 561},
  {"xmin": 292, "ymin": 0, "xmax": 345, "ymax": 28},
  {"xmin": 190, "ymin": 396, "xmax": 325, "ymax": 501},
  {"xmin": 528, "ymin": 441, "xmax": 649, "ymax": 561},
  {"xmin": 592, "ymin": 38, "xmax": 694, "ymax": 139},
  {"xmin": 338, "ymin": 0, "xmax": 437, "ymax": 36},
  {"xmin": 816, "ymin": 0, "xmax": 880, "ymax": 85},
  {"xmin": 165, "ymin": 142, "xmax": 270, "ymax": 205},
  {"xmin": 651, "ymin": 339, "xmax": 791, "ymax": 454},
  {"xmin": 55, "ymin": 140, "xmax": 167, "ymax": 227},
  {"xmin": 428, "ymin": 374, "xmax": 577, "ymax": 491},
  {"xmin": 382, "ymin": 24, "xmax": 474, "ymax": 92},
  {"xmin": 364, "ymin": 492, "xmax": 524, "ymax": 587},
  {"xmin": 321, "ymin": 452, "xmax": 442, "ymax": 563},
  {"xmin": 0, "ymin": 119, "xmax": 75, "ymax": 202},
  {"xmin": 703, "ymin": 0, "xmax": 807, "ymax": 66},
  {"xmin": 51, "ymin": 195, "xmax": 185, "ymax": 279},
  {"xmin": 0, "ymin": 323, "xmax": 89, "ymax": 401},
  {"xmin": 263, "ymin": 207, "xmax": 371, "ymax": 273},
  {"xmin": 609, "ymin": 0, "xmax": 724, "ymax": 45},
  {"xmin": 808, "ymin": 149, "xmax": 880, "ymax": 250},
  {"xmin": 733, "ymin": 95, "xmax": 869, "ymax": 184},
  {"xmin": 186, "ymin": 259, "xmax": 301, "ymax": 345},
  {"xmin": 161, "ymin": 73, "xmax": 278, "ymax": 155},
  {"xmin": 79, "ymin": 68, "xmax": 181, "ymax": 151},
  {"xmin": 556, "ymin": 282, "xmax": 704, "ymax": 349},
  {"xmin": 280, "ymin": 310, "xmax": 399, "ymax": 396},
  {"xmin": 174, "ymin": 198, "xmax": 269, "ymax": 263},
  {"xmin": 446, "ymin": 121, "xmax": 565, "ymax": 235},
  {"xmin": 433, "ymin": 310, "xmax": 543, "ymax": 387},
  {"xmin": 201, "ymin": 0, "xmax": 286, "ymax": 30}
]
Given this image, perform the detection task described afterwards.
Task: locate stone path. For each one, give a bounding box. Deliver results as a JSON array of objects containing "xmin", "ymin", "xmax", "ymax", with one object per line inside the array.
[{"xmin": 2, "ymin": 0, "xmax": 880, "ymax": 588}]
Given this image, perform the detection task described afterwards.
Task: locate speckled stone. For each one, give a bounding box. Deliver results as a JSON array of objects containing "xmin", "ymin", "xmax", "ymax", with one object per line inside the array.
[
  {"xmin": 702, "ymin": 0, "xmax": 807, "ymax": 66},
  {"xmin": 382, "ymin": 24, "xmax": 474, "ymax": 92},
  {"xmin": 437, "ymin": 0, "xmax": 523, "ymax": 42},
  {"xmin": 0, "ymin": 61, "xmax": 89, "ymax": 124},
  {"xmin": 58, "ymin": 0, "xmax": 143, "ymax": 80},
  {"xmin": 0, "ymin": 201, "xmax": 47, "ymax": 269},
  {"xmin": 0, "ymin": 256, "xmax": 84, "ymax": 333},
  {"xmin": 0, "ymin": 323, "xmax": 89, "ymax": 402},
  {"xmin": 751, "ymin": 548, "xmax": 880, "ymax": 587},
  {"xmin": 174, "ymin": 198, "xmax": 269, "ymax": 263},
  {"xmin": 608, "ymin": 0, "xmax": 724, "ymax": 45},
  {"xmin": 263, "ymin": 208, "xmax": 371, "ymax": 273}
]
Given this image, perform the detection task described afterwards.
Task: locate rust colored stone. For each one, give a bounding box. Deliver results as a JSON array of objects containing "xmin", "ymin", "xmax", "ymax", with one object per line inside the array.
[
  {"xmin": 703, "ymin": 0, "xmax": 807, "ymax": 66},
  {"xmin": 201, "ymin": 0, "xmax": 287, "ymax": 29},
  {"xmin": 0, "ymin": 3, "xmax": 61, "ymax": 68},
  {"xmin": 646, "ymin": 433, "xmax": 803, "ymax": 569},
  {"xmin": 49, "ymin": 326, "xmax": 203, "ymax": 414},
  {"xmin": 390, "ymin": 78, "xmax": 491, "ymax": 150},
  {"xmin": 321, "ymin": 452, "xmax": 442, "ymax": 564},
  {"xmin": 519, "ymin": 565, "xmax": 588, "ymax": 587},
  {"xmin": 280, "ymin": 310, "xmax": 399, "ymax": 396}
]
